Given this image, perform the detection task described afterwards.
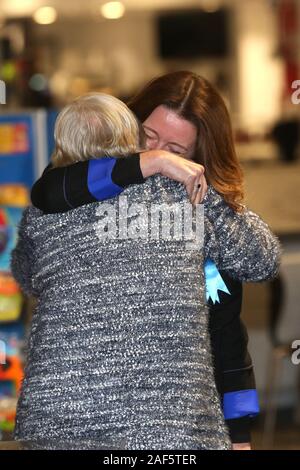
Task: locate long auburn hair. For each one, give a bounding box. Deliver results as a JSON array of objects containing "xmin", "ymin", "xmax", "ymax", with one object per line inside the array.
[{"xmin": 128, "ymin": 71, "xmax": 244, "ymax": 212}]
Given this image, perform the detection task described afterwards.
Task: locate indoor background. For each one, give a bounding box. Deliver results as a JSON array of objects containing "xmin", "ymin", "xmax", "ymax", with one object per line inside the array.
[{"xmin": 0, "ymin": 0, "xmax": 299, "ymax": 450}]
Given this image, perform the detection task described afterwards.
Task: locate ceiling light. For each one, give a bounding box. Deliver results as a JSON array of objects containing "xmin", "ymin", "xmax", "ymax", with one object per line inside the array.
[
  {"xmin": 33, "ymin": 6, "xmax": 57, "ymax": 25},
  {"xmin": 101, "ymin": 2, "xmax": 125, "ymax": 20}
]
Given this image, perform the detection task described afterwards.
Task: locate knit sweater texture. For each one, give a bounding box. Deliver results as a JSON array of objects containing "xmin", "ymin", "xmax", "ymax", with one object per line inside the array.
[{"xmin": 11, "ymin": 175, "xmax": 281, "ymax": 450}]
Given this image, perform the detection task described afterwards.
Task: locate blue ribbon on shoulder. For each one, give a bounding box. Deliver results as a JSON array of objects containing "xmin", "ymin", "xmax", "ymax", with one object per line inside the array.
[{"xmin": 204, "ymin": 259, "xmax": 231, "ymax": 304}]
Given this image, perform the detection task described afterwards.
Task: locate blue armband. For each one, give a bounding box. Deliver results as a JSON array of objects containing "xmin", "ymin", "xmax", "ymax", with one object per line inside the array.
[
  {"xmin": 223, "ymin": 389, "xmax": 260, "ymax": 420},
  {"xmin": 87, "ymin": 158, "xmax": 123, "ymax": 201}
]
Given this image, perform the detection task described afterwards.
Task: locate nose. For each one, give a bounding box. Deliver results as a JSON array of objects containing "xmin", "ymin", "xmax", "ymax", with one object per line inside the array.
[{"xmin": 145, "ymin": 138, "xmax": 164, "ymax": 151}]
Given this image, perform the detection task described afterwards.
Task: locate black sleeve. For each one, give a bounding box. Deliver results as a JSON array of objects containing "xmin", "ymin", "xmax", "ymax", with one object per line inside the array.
[
  {"xmin": 225, "ymin": 417, "xmax": 253, "ymax": 444},
  {"xmin": 31, "ymin": 154, "xmax": 145, "ymax": 214},
  {"xmin": 31, "ymin": 160, "xmax": 95, "ymax": 213},
  {"xmin": 111, "ymin": 154, "xmax": 145, "ymax": 187},
  {"xmin": 208, "ymin": 273, "xmax": 257, "ymax": 444}
]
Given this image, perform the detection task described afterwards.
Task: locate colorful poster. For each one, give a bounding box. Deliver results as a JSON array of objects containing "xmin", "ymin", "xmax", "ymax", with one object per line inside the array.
[
  {"xmin": 0, "ymin": 115, "xmax": 35, "ymax": 187},
  {"xmin": 0, "ymin": 207, "xmax": 24, "ymax": 272},
  {"xmin": 0, "ymin": 122, "xmax": 30, "ymax": 154},
  {"xmin": 0, "ymin": 207, "xmax": 24, "ymax": 323}
]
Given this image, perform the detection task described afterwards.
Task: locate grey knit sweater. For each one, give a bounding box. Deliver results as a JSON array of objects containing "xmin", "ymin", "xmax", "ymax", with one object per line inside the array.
[{"xmin": 11, "ymin": 175, "xmax": 281, "ymax": 450}]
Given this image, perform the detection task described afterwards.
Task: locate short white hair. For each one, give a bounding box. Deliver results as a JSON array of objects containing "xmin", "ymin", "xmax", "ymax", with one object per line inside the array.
[{"xmin": 51, "ymin": 93, "xmax": 144, "ymax": 167}]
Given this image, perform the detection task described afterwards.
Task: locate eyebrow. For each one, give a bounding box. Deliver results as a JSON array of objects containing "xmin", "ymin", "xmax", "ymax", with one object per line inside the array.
[{"xmin": 143, "ymin": 125, "xmax": 188, "ymax": 151}]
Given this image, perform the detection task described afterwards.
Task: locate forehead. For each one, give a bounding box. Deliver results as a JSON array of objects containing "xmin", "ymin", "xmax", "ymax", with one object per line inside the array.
[{"xmin": 143, "ymin": 105, "xmax": 197, "ymax": 144}]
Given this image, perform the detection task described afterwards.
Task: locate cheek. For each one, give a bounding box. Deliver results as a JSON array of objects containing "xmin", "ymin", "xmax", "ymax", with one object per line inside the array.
[
  {"xmin": 185, "ymin": 147, "xmax": 195, "ymax": 160},
  {"xmin": 145, "ymin": 138, "xmax": 152, "ymax": 150},
  {"xmin": 145, "ymin": 137, "xmax": 158, "ymax": 150},
  {"xmin": 187, "ymin": 141, "xmax": 197, "ymax": 160}
]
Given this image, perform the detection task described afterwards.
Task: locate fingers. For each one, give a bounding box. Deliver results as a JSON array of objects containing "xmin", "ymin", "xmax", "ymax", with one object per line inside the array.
[
  {"xmin": 188, "ymin": 160, "xmax": 205, "ymax": 174},
  {"xmin": 198, "ymin": 174, "xmax": 208, "ymax": 203},
  {"xmin": 193, "ymin": 183, "xmax": 203, "ymax": 206},
  {"xmin": 187, "ymin": 173, "xmax": 208, "ymax": 206},
  {"xmin": 191, "ymin": 180, "xmax": 201, "ymax": 205},
  {"xmin": 185, "ymin": 173, "xmax": 199, "ymax": 203},
  {"xmin": 167, "ymin": 157, "xmax": 206, "ymax": 205}
]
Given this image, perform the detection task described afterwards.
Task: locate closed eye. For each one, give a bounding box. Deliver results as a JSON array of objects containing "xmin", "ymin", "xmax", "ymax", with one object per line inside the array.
[
  {"xmin": 168, "ymin": 148, "xmax": 183, "ymax": 155},
  {"xmin": 168, "ymin": 143, "xmax": 188, "ymax": 153}
]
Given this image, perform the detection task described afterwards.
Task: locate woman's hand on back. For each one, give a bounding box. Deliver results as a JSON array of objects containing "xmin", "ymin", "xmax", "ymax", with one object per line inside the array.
[{"xmin": 139, "ymin": 150, "xmax": 207, "ymax": 205}]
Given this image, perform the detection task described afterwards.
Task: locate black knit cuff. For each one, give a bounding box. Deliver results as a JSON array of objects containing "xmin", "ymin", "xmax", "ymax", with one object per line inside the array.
[
  {"xmin": 225, "ymin": 416, "xmax": 253, "ymax": 443},
  {"xmin": 111, "ymin": 154, "xmax": 146, "ymax": 188}
]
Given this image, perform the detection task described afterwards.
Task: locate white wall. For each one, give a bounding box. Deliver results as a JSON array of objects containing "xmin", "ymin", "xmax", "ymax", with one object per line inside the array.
[
  {"xmin": 235, "ymin": 0, "xmax": 284, "ymax": 132},
  {"xmin": 30, "ymin": 0, "xmax": 291, "ymax": 130},
  {"xmin": 33, "ymin": 12, "xmax": 164, "ymax": 100},
  {"xmin": 32, "ymin": 10, "xmax": 236, "ymax": 106}
]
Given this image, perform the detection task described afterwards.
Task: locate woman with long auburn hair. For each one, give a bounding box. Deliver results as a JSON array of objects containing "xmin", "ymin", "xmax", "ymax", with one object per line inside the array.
[
  {"xmin": 30, "ymin": 71, "xmax": 270, "ymax": 449},
  {"xmin": 128, "ymin": 71, "xmax": 244, "ymax": 212}
]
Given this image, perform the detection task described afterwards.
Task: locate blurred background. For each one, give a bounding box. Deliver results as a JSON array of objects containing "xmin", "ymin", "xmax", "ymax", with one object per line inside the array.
[{"xmin": 0, "ymin": 0, "xmax": 299, "ymax": 450}]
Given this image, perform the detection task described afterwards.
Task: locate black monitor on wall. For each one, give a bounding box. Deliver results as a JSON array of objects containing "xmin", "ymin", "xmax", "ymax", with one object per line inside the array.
[{"xmin": 157, "ymin": 9, "xmax": 229, "ymax": 59}]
